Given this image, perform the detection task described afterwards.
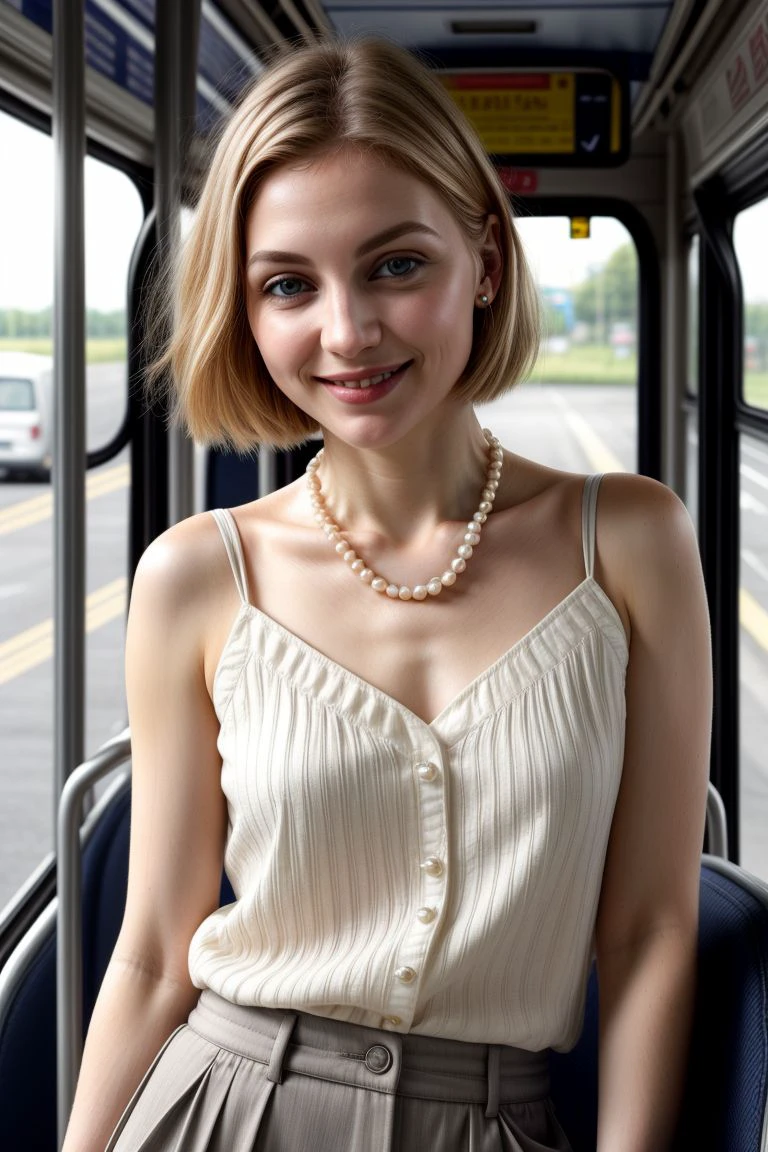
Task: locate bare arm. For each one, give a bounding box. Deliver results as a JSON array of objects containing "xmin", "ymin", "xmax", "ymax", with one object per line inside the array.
[
  {"xmin": 61, "ymin": 520, "xmax": 228, "ymax": 1152},
  {"xmin": 594, "ymin": 477, "xmax": 712, "ymax": 1152}
]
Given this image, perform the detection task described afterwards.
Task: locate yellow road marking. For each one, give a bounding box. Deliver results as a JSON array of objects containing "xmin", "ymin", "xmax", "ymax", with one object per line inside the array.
[
  {"xmin": 740, "ymin": 589, "xmax": 768, "ymax": 653},
  {"xmin": 549, "ymin": 391, "xmax": 626, "ymax": 473},
  {"xmin": 0, "ymin": 578, "xmax": 127, "ymax": 685},
  {"xmin": 0, "ymin": 464, "xmax": 130, "ymax": 536}
]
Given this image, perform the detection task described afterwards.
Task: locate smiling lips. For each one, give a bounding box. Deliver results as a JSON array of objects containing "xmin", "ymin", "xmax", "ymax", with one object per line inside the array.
[{"xmin": 317, "ymin": 361, "xmax": 411, "ymax": 389}]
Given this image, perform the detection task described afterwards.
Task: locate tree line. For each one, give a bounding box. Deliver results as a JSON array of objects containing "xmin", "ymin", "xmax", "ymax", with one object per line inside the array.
[
  {"xmin": 542, "ymin": 241, "xmax": 768, "ymax": 358},
  {"xmin": 0, "ymin": 308, "xmax": 125, "ymax": 339}
]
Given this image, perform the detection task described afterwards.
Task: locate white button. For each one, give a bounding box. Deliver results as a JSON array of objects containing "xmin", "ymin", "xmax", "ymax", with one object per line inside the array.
[
  {"xmin": 420, "ymin": 856, "xmax": 444, "ymax": 877},
  {"xmin": 416, "ymin": 762, "xmax": 439, "ymax": 782},
  {"xmin": 395, "ymin": 966, "xmax": 417, "ymax": 983},
  {"xmin": 383, "ymin": 1015, "xmax": 402, "ymax": 1026},
  {"xmin": 416, "ymin": 906, "xmax": 437, "ymax": 924}
]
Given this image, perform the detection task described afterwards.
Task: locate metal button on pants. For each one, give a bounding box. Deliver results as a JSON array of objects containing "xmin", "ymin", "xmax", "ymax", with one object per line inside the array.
[{"xmin": 365, "ymin": 1044, "xmax": 393, "ymax": 1074}]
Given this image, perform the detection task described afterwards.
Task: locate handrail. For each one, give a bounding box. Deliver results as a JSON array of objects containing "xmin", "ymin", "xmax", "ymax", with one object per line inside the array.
[
  {"xmin": 706, "ymin": 780, "xmax": 728, "ymax": 861},
  {"xmin": 56, "ymin": 727, "xmax": 131, "ymax": 1148}
]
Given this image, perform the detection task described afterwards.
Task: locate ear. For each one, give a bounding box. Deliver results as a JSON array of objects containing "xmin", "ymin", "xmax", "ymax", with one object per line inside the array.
[{"xmin": 476, "ymin": 215, "xmax": 504, "ymax": 303}]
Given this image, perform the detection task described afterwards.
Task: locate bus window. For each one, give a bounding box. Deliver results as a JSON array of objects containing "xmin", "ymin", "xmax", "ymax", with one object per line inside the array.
[
  {"xmin": 734, "ymin": 200, "xmax": 768, "ymax": 413},
  {"xmin": 0, "ymin": 109, "xmax": 143, "ymax": 909},
  {"xmin": 478, "ymin": 216, "xmax": 638, "ymax": 476},
  {"xmin": 734, "ymin": 200, "xmax": 768, "ymax": 880},
  {"xmin": 739, "ymin": 431, "xmax": 768, "ymax": 880}
]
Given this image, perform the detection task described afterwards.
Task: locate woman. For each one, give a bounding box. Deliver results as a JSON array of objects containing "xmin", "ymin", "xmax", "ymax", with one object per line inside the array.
[{"xmin": 61, "ymin": 37, "xmax": 711, "ymax": 1152}]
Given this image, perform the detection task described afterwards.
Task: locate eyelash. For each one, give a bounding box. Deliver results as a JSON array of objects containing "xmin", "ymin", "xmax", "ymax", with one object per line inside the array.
[{"xmin": 262, "ymin": 255, "xmax": 424, "ymax": 301}]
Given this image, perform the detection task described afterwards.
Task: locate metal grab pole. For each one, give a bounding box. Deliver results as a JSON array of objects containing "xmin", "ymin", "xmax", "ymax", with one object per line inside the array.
[
  {"xmin": 56, "ymin": 731, "xmax": 132, "ymax": 1147},
  {"xmin": 156, "ymin": 0, "xmax": 200, "ymax": 525},
  {"xmin": 52, "ymin": 1, "xmax": 86, "ymax": 834}
]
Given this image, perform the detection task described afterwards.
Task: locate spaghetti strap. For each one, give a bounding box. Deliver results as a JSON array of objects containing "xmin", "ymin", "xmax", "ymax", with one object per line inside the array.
[
  {"xmin": 210, "ymin": 508, "xmax": 251, "ymax": 605},
  {"xmin": 581, "ymin": 474, "xmax": 603, "ymax": 581}
]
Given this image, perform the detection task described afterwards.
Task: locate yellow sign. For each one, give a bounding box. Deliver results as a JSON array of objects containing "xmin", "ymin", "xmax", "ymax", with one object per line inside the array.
[
  {"xmin": 570, "ymin": 217, "xmax": 591, "ymax": 239},
  {"xmin": 442, "ymin": 73, "xmax": 575, "ymax": 154}
]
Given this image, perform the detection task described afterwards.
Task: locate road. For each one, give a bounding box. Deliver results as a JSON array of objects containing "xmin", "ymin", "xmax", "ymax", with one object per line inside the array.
[{"xmin": 1, "ymin": 367, "xmax": 767, "ymax": 910}]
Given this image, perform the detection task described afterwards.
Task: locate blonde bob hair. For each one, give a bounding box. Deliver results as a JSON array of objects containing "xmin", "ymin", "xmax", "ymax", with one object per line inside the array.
[{"xmin": 156, "ymin": 37, "xmax": 540, "ymax": 450}]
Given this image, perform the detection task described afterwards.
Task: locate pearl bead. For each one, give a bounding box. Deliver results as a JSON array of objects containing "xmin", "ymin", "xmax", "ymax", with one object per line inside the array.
[
  {"xmin": 420, "ymin": 856, "xmax": 444, "ymax": 877},
  {"xmin": 395, "ymin": 966, "xmax": 417, "ymax": 983},
  {"xmin": 416, "ymin": 906, "xmax": 437, "ymax": 923},
  {"xmin": 417, "ymin": 762, "xmax": 438, "ymax": 781},
  {"xmin": 307, "ymin": 432, "xmax": 499, "ymax": 602}
]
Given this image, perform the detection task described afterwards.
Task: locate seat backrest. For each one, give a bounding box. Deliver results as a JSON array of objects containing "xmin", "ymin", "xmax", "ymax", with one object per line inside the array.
[
  {"xmin": 0, "ymin": 781, "xmax": 234, "ymax": 1152},
  {"xmin": 550, "ymin": 857, "xmax": 768, "ymax": 1151}
]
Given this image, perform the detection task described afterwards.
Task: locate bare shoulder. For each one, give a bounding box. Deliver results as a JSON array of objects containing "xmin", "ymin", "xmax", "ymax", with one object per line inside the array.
[
  {"xmin": 594, "ymin": 473, "xmax": 705, "ymax": 631},
  {"xmin": 128, "ymin": 511, "xmax": 241, "ymax": 686}
]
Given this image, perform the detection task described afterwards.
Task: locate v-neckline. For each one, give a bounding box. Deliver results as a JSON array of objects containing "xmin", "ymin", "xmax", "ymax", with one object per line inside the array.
[{"xmin": 215, "ymin": 576, "xmax": 627, "ymax": 731}]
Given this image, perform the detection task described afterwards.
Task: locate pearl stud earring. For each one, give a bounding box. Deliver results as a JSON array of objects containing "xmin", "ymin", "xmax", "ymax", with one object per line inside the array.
[{"xmin": 480, "ymin": 294, "xmax": 489, "ymax": 305}]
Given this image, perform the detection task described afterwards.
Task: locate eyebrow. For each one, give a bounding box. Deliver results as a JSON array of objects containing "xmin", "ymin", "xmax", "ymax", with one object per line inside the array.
[{"xmin": 246, "ymin": 221, "xmax": 442, "ymax": 269}]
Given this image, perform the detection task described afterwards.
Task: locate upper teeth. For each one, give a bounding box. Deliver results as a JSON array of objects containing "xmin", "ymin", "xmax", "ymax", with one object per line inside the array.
[{"xmin": 336, "ymin": 369, "xmax": 396, "ymax": 389}]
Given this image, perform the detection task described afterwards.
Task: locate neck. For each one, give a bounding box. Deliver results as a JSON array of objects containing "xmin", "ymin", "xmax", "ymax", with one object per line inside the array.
[{"xmin": 314, "ymin": 410, "xmax": 492, "ymax": 546}]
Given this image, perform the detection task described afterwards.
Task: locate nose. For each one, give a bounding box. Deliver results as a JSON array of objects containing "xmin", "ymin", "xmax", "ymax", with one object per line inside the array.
[{"xmin": 320, "ymin": 286, "xmax": 381, "ymax": 358}]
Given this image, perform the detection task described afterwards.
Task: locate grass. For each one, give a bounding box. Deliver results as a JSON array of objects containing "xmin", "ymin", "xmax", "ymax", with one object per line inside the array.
[
  {"xmin": 0, "ymin": 337, "xmax": 126, "ymax": 364},
  {"xmin": 0, "ymin": 337, "xmax": 764, "ymax": 402},
  {"xmin": 745, "ymin": 372, "xmax": 768, "ymax": 411},
  {"xmin": 529, "ymin": 343, "xmax": 637, "ymax": 385}
]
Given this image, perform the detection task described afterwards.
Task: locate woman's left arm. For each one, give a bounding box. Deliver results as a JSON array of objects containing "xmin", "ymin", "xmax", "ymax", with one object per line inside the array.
[{"xmin": 594, "ymin": 476, "xmax": 712, "ymax": 1152}]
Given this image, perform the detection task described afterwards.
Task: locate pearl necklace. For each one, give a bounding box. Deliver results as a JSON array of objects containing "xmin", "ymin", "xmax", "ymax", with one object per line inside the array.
[{"xmin": 305, "ymin": 429, "xmax": 503, "ymax": 601}]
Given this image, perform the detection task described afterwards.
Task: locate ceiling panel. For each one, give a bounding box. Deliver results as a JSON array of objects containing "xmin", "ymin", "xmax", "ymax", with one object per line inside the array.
[{"xmin": 324, "ymin": 2, "xmax": 673, "ymax": 58}]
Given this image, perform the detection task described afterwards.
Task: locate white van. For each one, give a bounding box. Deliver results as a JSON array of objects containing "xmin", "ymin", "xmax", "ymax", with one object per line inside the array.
[{"xmin": 0, "ymin": 352, "xmax": 54, "ymax": 480}]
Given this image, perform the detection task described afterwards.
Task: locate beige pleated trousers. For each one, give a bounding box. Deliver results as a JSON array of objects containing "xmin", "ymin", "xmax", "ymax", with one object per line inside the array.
[{"xmin": 105, "ymin": 991, "xmax": 572, "ymax": 1151}]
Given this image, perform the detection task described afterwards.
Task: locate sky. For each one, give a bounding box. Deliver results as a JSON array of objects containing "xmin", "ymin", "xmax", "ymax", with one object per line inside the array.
[{"xmin": 1, "ymin": 108, "xmax": 767, "ymax": 312}]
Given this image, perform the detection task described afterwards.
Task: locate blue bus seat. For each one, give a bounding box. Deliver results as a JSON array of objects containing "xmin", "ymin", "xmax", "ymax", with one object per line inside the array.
[
  {"xmin": 1, "ymin": 786, "xmax": 767, "ymax": 1152},
  {"xmin": 549, "ymin": 856, "xmax": 768, "ymax": 1151},
  {"xmin": 0, "ymin": 778, "xmax": 234, "ymax": 1152}
]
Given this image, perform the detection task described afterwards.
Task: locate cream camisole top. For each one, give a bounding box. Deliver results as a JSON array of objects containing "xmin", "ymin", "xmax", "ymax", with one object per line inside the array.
[{"xmin": 188, "ymin": 474, "xmax": 628, "ymax": 1050}]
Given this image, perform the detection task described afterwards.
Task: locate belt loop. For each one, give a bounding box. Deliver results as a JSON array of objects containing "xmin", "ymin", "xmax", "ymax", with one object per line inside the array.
[
  {"xmin": 485, "ymin": 1044, "xmax": 502, "ymax": 1118},
  {"xmin": 267, "ymin": 1011, "xmax": 298, "ymax": 1084}
]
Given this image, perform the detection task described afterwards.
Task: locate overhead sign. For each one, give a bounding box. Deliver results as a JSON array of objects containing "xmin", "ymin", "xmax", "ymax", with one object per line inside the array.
[{"xmin": 440, "ymin": 69, "xmax": 627, "ymax": 167}]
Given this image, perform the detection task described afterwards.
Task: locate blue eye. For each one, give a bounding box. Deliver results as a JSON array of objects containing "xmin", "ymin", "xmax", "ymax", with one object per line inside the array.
[
  {"xmin": 266, "ymin": 277, "xmax": 309, "ymax": 298},
  {"xmin": 375, "ymin": 257, "xmax": 420, "ymax": 278}
]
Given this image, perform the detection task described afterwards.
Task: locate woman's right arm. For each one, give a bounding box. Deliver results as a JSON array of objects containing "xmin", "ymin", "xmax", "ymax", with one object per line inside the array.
[{"xmin": 61, "ymin": 523, "xmax": 229, "ymax": 1152}]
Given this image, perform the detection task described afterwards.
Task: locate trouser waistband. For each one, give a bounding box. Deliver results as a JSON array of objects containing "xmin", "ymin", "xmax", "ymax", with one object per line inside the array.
[{"xmin": 187, "ymin": 991, "xmax": 550, "ymax": 1118}]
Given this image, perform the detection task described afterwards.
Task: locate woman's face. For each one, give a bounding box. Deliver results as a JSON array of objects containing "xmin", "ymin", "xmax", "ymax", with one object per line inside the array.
[{"xmin": 243, "ymin": 146, "xmax": 495, "ymax": 450}]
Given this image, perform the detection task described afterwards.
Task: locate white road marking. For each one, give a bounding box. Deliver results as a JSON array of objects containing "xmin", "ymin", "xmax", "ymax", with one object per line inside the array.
[
  {"xmin": 0, "ymin": 584, "xmax": 26, "ymax": 600},
  {"xmin": 741, "ymin": 490, "xmax": 768, "ymax": 516},
  {"xmin": 743, "ymin": 550, "xmax": 768, "ymax": 584}
]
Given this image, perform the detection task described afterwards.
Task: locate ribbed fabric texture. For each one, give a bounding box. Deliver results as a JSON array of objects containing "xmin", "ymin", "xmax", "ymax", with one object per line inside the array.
[{"xmin": 188, "ymin": 476, "xmax": 628, "ymax": 1051}]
